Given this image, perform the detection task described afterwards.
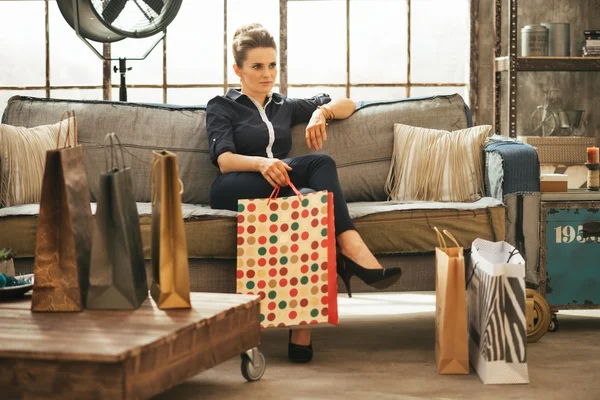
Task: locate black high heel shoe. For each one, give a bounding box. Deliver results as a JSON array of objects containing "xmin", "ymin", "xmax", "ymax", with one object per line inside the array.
[
  {"xmin": 288, "ymin": 330, "xmax": 313, "ymax": 363},
  {"xmin": 337, "ymin": 253, "xmax": 402, "ymax": 298}
]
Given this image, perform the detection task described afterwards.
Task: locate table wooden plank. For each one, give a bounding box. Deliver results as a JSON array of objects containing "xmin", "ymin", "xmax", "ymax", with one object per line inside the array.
[
  {"xmin": 0, "ymin": 292, "xmax": 260, "ymax": 362},
  {"xmin": 128, "ymin": 305, "xmax": 261, "ymax": 399},
  {"xmin": 0, "ymin": 358, "xmax": 125, "ymax": 400},
  {"xmin": 0, "ymin": 292, "xmax": 262, "ymax": 399}
]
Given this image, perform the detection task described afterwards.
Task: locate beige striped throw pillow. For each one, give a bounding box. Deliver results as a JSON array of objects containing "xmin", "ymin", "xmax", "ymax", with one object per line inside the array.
[
  {"xmin": 0, "ymin": 118, "xmax": 73, "ymax": 207},
  {"xmin": 384, "ymin": 124, "xmax": 492, "ymax": 202}
]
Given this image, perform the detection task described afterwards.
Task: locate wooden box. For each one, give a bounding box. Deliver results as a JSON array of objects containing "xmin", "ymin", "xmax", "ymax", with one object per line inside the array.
[
  {"xmin": 540, "ymin": 173, "xmax": 568, "ymax": 192},
  {"xmin": 539, "ymin": 190, "xmax": 600, "ymax": 308},
  {"xmin": 519, "ymin": 136, "xmax": 597, "ymax": 165}
]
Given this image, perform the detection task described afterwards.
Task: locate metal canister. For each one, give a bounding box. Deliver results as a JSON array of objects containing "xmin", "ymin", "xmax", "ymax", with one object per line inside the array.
[
  {"xmin": 521, "ymin": 24, "xmax": 548, "ymax": 56},
  {"xmin": 542, "ymin": 23, "xmax": 570, "ymax": 56}
]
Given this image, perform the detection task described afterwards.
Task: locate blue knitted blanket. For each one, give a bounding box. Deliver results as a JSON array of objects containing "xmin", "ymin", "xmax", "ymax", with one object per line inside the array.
[{"xmin": 485, "ymin": 136, "xmax": 540, "ymax": 197}]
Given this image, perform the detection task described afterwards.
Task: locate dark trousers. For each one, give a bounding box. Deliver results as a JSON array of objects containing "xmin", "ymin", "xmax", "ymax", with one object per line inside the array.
[{"xmin": 210, "ymin": 154, "xmax": 355, "ymax": 235}]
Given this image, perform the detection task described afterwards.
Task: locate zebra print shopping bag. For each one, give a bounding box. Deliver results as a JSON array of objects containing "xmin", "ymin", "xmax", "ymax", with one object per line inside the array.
[{"xmin": 468, "ymin": 238, "xmax": 529, "ymax": 385}]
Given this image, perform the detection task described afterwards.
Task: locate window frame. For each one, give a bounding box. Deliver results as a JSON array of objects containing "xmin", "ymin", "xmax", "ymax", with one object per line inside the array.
[{"xmin": 0, "ymin": 0, "xmax": 478, "ymax": 120}]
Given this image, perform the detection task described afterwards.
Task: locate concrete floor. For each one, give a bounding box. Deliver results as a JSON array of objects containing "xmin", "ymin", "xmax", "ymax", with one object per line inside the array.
[{"xmin": 155, "ymin": 292, "xmax": 600, "ymax": 400}]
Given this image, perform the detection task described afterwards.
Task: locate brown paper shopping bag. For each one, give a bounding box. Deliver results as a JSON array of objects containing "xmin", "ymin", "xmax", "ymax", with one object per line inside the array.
[
  {"xmin": 150, "ymin": 150, "xmax": 191, "ymax": 309},
  {"xmin": 434, "ymin": 227, "xmax": 469, "ymax": 374},
  {"xmin": 31, "ymin": 111, "xmax": 93, "ymax": 312}
]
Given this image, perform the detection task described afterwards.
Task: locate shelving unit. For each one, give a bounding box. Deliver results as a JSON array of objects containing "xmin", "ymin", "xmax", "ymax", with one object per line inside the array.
[
  {"xmin": 493, "ymin": 0, "xmax": 600, "ymax": 138},
  {"xmin": 496, "ymin": 56, "xmax": 600, "ymax": 72}
]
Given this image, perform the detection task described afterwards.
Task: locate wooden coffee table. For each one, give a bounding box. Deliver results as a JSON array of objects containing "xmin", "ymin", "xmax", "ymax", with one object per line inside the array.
[{"xmin": 0, "ymin": 292, "xmax": 263, "ymax": 399}]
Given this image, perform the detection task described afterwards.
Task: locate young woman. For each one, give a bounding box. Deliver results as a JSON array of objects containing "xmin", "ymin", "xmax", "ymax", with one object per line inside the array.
[{"xmin": 206, "ymin": 23, "xmax": 402, "ymax": 363}]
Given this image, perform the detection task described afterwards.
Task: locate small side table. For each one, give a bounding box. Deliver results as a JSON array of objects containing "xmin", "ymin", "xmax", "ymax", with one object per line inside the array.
[{"xmin": 539, "ymin": 189, "xmax": 600, "ymax": 331}]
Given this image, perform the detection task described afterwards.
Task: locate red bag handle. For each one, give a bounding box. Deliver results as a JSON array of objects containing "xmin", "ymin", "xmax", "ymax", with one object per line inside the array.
[{"xmin": 267, "ymin": 179, "xmax": 303, "ymax": 205}]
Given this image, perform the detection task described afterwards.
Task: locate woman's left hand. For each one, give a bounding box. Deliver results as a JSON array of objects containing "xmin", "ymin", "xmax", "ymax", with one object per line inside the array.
[{"xmin": 305, "ymin": 109, "xmax": 328, "ymax": 150}]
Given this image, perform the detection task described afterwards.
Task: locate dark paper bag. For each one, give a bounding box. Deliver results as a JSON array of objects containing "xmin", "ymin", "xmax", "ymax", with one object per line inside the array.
[
  {"xmin": 434, "ymin": 227, "xmax": 469, "ymax": 374},
  {"xmin": 86, "ymin": 133, "xmax": 148, "ymax": 310},
  {"xmin": 150, "ymin": 150, "xmax": 191, "ymax": 309},
  {"xmin": 31, "ymin": 111, "xmax": 93, "ymax": 312}
]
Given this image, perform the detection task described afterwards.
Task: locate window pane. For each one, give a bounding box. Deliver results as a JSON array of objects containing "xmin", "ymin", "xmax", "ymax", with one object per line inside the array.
[
  {"xmin": 49, "ymin": 2, "xmax": 103, "ymax": 86},
  {"xmin": 226, "ymin": 0, "xmax": 280, "ymax": 84},
  {"xmin": 0, "ymin": 1, "xmax": 45, "ymax": 86},
  {"xmin": 409, "ymin": 86, "xmax": 469, "ymax": 105},
  {"xmin": 350, "ymin": 87, "xmax": 407, "ymax": 102},
  {"xmin": 411, "ymin": 0, "xmax": 470, "ymax": 84},
  {"xmin": 350, "ymin": 0, "xmax": 408, "ymax": 84},
  {"xmin": 287, "ymin": 87, "xmax": 347, "ymax": 100},
  {"xmin": 167, "ymin": 88, "xmax": 224, "ymax": 107},
  {"xmin": 167, "ymin": 0, "xmax": 224, "ymax": 85},
  {"xmin": 288, "ymin": 1, "xmax": 346, "ymax": 85},
  {"xmin": 110, "ymin": 36, "xmax": 163, "ymax": 86},
  {"xmin": 111, "ymin": 88, "xmax": 163, "ymax": 104},
  {"xmin": 0, "ymin": 90, "xmax": 47, "ymax": 116},
  {"xmin": 51, "ymin": 89, "xmax": 103, "ymax": 101}
]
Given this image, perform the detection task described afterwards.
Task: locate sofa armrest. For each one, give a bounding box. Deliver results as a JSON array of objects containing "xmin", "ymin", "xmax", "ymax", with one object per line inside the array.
[{"xmin": 484, "ymin": 135, "xmax": 540, "ymax": 202}]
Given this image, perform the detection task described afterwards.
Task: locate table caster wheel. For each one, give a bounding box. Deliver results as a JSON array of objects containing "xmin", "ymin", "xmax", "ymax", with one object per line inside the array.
[
  {"xmin": 548, "ymin": 314, "xmax": 559, "ymax": 332},
  {"xmin": 526, "ymin": 289, "xmax": 551, "ymax": 343},
  {"xmin": 241, "ymin": 348, "xmax": 266, "ymax": 382}
]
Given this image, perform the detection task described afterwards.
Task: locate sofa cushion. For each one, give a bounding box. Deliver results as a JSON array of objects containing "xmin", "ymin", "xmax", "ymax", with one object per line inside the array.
[
  {"xmin": 2, "ymin": 96, "xmax": 216, "ymax": 205},
  {"xmin": 0, "ymin": 198, "xmax": 504, "ymax": 260},
  {"xmin": 0, "ymin": 203, "xmax": 237, "ymax": 259},
  {"xmin": 288, "ymin": 94, "xmax": 472, "ymax": 202},
  {"xmin": 348, "ymin": 198, "xmax": 505, "ymax": 255}
]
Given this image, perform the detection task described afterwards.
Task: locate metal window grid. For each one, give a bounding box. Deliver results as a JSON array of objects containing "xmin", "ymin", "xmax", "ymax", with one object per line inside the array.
[{"xmin": 0, "ymin": 0, "xmax": 478, "ymax": 121}]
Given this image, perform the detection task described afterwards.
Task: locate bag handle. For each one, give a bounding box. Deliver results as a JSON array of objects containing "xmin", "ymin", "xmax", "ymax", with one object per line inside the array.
[
  {"xmin": 103, "ymin": 132, "xmax": 127, "ymax": 172},
  {"xmin": 151, "ymin": 157, "xmax": 159, "ymax": 206},
  {"xmin": 151, "ymin": 152, "xmax": 184, "ymax": 206},
  {"xmin": 506, "ymin": 248, "xmax": 521, "ymax": 263},
  {"xmin": 442, "ymin": 229, "xmax": 460, "ymax": 248},
  {"xmin": 268, "ymin": 185, "xmax": 281, "ymax": 203},
  {"xmin": 466, "ymin": 261, "xmax": 479, "ymax": 289},
  {"xmin": 433, "ymin": 226, "xmax": 447, "ymax": 248},
  {"xmin": 433, "ymin": 227, "xmax": 461, "ymax": 248},
  {"xmin": 267, "ymin": 178, "xmax": 303, "ymax": 205},
  {"xmin": 56, "ymin": 110, "xmax": 77, "ymax": 149}
]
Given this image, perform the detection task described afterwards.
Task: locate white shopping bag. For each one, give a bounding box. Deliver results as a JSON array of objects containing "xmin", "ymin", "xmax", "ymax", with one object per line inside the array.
[{"xmin": 468, "ymin": 238, "xmax": 529, "ymax": 385}]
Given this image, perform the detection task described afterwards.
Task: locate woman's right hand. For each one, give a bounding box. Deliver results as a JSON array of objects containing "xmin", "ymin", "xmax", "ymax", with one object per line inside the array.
[{"xmin": 258, "ymin": 158, "xmax": 292, "ymax": 187}]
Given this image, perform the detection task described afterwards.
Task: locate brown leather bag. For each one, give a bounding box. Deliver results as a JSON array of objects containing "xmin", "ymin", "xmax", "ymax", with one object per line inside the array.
[
  {"xmin": 150, "ymin": 150, "xmax": 191, "ymax": 309},
  {"xmin": 31, "ymin": 111, "xmax": 93, "ymax": 312}
]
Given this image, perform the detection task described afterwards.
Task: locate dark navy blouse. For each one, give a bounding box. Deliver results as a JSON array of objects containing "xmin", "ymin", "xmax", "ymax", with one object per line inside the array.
[{"xmin": 206, "ymin": 88, "xmax": 331, "ymax": 167}]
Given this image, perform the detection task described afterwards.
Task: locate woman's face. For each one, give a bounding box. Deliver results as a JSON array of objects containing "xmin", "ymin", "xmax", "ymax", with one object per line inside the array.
[{"xmin": 234, "ymin": 47, "xmax": 277, "ymax": 98}]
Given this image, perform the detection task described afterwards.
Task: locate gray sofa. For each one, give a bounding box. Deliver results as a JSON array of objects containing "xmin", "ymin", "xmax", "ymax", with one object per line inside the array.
[{"xmin": 1, "ymin": 94, "xmax": 512, "ymax": 294}]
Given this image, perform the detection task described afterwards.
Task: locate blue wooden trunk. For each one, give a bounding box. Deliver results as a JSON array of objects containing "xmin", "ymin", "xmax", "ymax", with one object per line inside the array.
[{"xmin": 541, "ymin": 201, "xmax": 600, "ymax": 308}]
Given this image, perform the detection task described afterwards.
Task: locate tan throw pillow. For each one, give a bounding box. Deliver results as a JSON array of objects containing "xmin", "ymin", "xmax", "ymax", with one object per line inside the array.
[
  {"xmin": 0, "ymin": 118, "xmax": 73, "ymax": 207},
  {"xmin": 384, "ymin": 124, "xmax": 492, "ymax": 202}
]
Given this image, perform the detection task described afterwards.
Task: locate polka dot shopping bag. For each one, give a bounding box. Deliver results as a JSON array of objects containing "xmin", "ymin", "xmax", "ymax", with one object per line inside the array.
[{"xmin": 236, "ymin": 181, "xmax": 339, "ymax": 329}]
